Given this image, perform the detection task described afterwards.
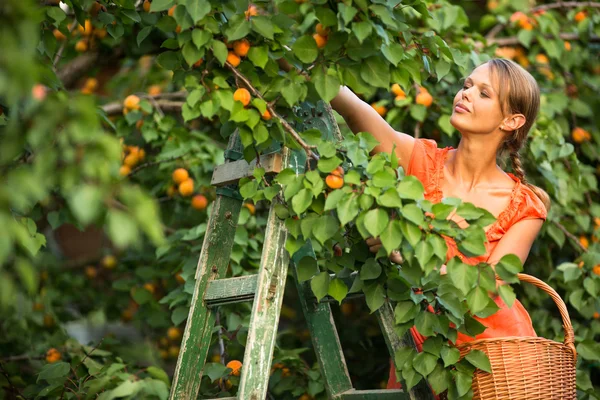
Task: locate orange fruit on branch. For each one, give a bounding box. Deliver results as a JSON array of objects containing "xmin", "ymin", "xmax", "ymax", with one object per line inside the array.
[
  {"xmin": 261, "ymin": 109, "xmax": 271, "ymax": 120},
  {"xmin": 123, "ymin": 94, "xmax": 141, "ymax": 110},
  {"xmin": 416, "ymin": 88, "xmax": 433, "ymax": 107},
  {"xmin": 233, "ymin": 88, "xmax": 251, "ymax": 106},
  {"xmin": 245, "ymin": 4, "xmax": 258, "ymax": 19},
  {"xmin": 326, "ymin": 174, "xmax": 344, "ymax": 189},
  {"xmin": 572, "ymin": 127, "xmax": 591, "ymax": 143},
  {"xmin": 574, "ymin": 11, "xmax": 587, "ymax": 22},
  {"xmin": 46, "ymin": 348, "xmax": 62, "ymax": 363},
  {"xmin": 172, "ymin": 168, "xmax": 189, "ymax": 184},
  {"xmin": 192, "ymin": 194, "xmax": 209, "ymax": 210},
  {"xmin": 226, "ymin": 360, "xmax": 243, "ymax": 376},
  {"xmin": 391, "ymin": 83, "xmax": 405, "ymax": 98},
  {"xmin": 168, "ymin": 5, "xmax": 176, "ymax": 16},
  {"xmin": 315, "ymin": 23, "xmax": 329, "ymax": 37},
  {"xmin": 167, "ymin": 327, "xmax": 182, "ymax": 341},
  {"xmin": 75, "ymin": 40, "xmax": 88, "ymax": 52},
  {"xmin": 313, "ymin": 33, "xmax": 327, "ymax": 49},
  {"xmin": 178, "ymin": 178, "xmax": 194, "ymax": 197},
  {"xmin": 233, "ymin": 39, "xmax": 250, "ymax": 57},
  {"xmin": 143, "ymin": 0, "xmax": 151, "ymax": 12},
  {"xmin": 227, "ymin": 51, "xmax": 241, "ymax": 67}
]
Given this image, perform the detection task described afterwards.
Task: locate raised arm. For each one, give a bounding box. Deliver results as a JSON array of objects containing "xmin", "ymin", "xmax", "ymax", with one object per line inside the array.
[{"xmin": 331, "ymin": 86, "xmax": 416, "ymax": 171}]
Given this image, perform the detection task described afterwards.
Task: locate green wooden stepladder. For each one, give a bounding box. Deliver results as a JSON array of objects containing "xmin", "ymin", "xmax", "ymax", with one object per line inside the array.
[{"xmin": 169, "ymin": 101, "xmax": 436, "ymax": 400}]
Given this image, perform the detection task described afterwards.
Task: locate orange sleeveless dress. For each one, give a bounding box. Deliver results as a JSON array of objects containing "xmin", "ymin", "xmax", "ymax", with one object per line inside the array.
[{"xmin": 387, "ymin": 139, "xmax": 547, "ymax": 389}]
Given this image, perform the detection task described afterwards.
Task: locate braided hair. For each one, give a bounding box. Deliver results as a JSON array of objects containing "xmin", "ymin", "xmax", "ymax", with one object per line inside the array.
[{"xmin": 489, "ymin": 58, "xmax": 551, "ymax": 211}]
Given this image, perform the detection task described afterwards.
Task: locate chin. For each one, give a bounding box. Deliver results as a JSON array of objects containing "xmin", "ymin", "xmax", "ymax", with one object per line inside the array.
[{"xmin": 449, "ymin": 112, "xmax": 463, "ymax": 130}]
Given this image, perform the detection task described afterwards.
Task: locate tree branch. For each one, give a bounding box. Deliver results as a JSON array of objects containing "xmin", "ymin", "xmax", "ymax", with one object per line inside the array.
[
  {"xmin": 53, "ymin": 21, "xmax": 78, "ymax": 70},
  {"xmin": 552, "ymin": 221, "xmax": 588, "ymax": 253},
  {"xmin": 489, "ymin": 32, "xmax": 600, "ymax": 46},
  {"xmin": 102, "ymin": 99, "xmax": 184, "ymax": 115},
  {"xmin": 101, "ymin": 91, "xmax": 187, "ymax": 115},
  {"xmin": 223, "ymin": 61, "xmax": 319, "ymax": 161},
  {"xmin": 486, "ymin": 2, "xmax": 600, "ymax": 40},
  {"xmin": 127, "ymin": 152, "xmax": 190, "ymax": 177}
]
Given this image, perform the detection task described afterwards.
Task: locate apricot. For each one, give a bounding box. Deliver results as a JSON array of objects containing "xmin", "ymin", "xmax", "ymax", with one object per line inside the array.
[
  {"xmin": 233, "ymin": 88, "xmax": 251, "ymax": 106},
  {"xmin": 226, "ymin": 360, "xmax": 243, "ymax": 376},
  {"xmin": 233, "ymin": 39, "xmax": 250, "ymax": 57},
  {"xmin": 313, "ymin": 33, "xmax": 327, "ymax": 49},
  {"xmin": 227, "ymin": 52, "xmax": 241, "ymax": 67},
  {"xmin": 172, "ymin": 168, "xmax": 189, "ymax": 184},
  {"xmin": 326, "ymin": 174, "xmax": 344, "ymax": 189},
  {"xmin": 179, "ymin": 178, "xmax": 194, "ymax": 197},
  {"xmin": 192, "ymin": 194, "xmax": 208, "ymax": 210}
]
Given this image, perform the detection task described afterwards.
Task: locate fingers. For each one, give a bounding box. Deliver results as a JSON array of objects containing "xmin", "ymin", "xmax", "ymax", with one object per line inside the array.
[
  {"xmin": 365, "ymin": 237, "xmax": 380, "ymax": 246},
  {"xmin": 369, "ymin": 244, "xmax": 382, "ymax": 254},
  {"xmin": 390, "ymin": 250, "xmax": 403, "ymax": 264}
]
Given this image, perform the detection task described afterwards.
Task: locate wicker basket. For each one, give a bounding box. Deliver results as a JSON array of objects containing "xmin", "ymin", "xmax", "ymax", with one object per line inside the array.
[{"xmin": 451, "ymin": 273, "xmax": 577, "ymax": 400}]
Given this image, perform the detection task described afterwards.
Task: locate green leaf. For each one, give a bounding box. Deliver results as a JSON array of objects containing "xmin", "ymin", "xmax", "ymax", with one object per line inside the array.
[
  {"xmin": 360, "ymin": 258, "xmax": 381, "ymax": 280},
  {"xmin": 184, "ymin": 0, "xmax": 210, "ymax": 23},
  {"xmin": 337, "ymin": 194, "xmax": 359, "ymax": 226},
  {"xmin": 397, "ymin": 176, "xmax": 425, "ymax": 200},
  {"xmin": 150, "ymin": 0, "xmax": 175, "ymax": 12},
  {"xmin": 380, "ymin": 220, "xmax": 403, "ymax": 256},
  {"xmin": 455, "ymin": 370, "xmax": 473, "ymax": 397},
  {"xmin": 37, "ymin": 362, "xmax": 70, "ymax": 382},
  {"xmin": 339, "ymin": 4, "xmax": 358, "ymax": 26},
  {"xmin": 498, "ymin": 284, "xmax": 516, "ymax": 308},
  {"xmin": 381, "ymin": 43, "xmax": 404, "ymax": 66},
  {"xmin": 171, "ymin": 306, "xmax": 189, "ymax": 325},
  {"xmin": 413, "ymin": 352, "xmax": 438, "ymax": 377},
  {"xmin": 395, "ymin": 301, "xmax": 420, "ymax": 323},
  {"xmin": 414, "ymin": 312, "xmax": 436, "ymax": 337},
  {"xmin": 108, "ymin": 210, "xmax": 140, "ymax": 249},
  {"xmin": 297, "ymin": 257, "xmax": 318, "ymax": 282},
  {"xmin": 328, "ymin": 278, "xmax": 348, "ymax": 304},
  {"xmin": 441, "ymin": 346, "xmax": 460, "ymax": 367},
  {"xmin": 399, "ymin": 220, "xmax": 421, "ymax": 248},
  {"xmin": 192, "ymin": 30, "xmax": 211, "ymax": 48},
  {"xmin": 224, "ymin": 14, "xmax": 250, "ymax": 41},
  {"xmin": 251, "ymin": 16, "xmax": 274, "ymax": 39},
  {"xmin": 372, "ymin": 169, "xmax": 396, "ymax": 188},
  {"xmin": 415, "ymin": 241, "xmax": 434, "ymax": 270},
  {"xmin": 311, "ymin": 271, "xmax": 330, "ymax": 301},
  {"xmin": 466, "ymin": 287, "xmax": 489, "ymax": 315},
  {"xmin": 428, "ymin": 363, "xmax": 450, "ymax": 394},
  {"xmin": 365, "ymin": 208, "xmax": 389, "ymax": 238},
  {"xmin": 458, "ymin": 234, "xmax": 486, "ymax": 257},
  {"xmin": 577, "ymin": 340, "xmax": 600, "ymax": 361},
  {"xmin": 292, "ymin": 188, "xmax": 313, "ymax": 215},
  {"xmin": 204, "ymin": 363, "xmax": 229, "ymax": 382},
  {"xmin": 156, "ymin": 51, "xmax": 181, "ymax": 70},
  {"xmin": 312, "ymin": 68, "xmax": 341, "ymax": 103},
  {"xmin": 324, "ymin": 189, "xmax": 345, "ymax": 211},
  {"xmin": 248, "ymin": 46, "xmax": 269, "ymax": 69},
  {"xmin": 182, "ymin": 41, "xmax": 203, "ymax": 67},
  {"xmin": 465, "ymin": 349, "xmax": 492, "ymax": 373},
  {"xmin": 360, "ymin": 57, "xmax": 390, "ymax": 88},
  {"xmin": 68, "ymin": 185, "xmax": 102, "ymax": 225},
  {"xmin": 448, "ymin": 257, "xmax": 477, "ymax": 296},
  {"xmin": 293, "ymin": 35, "xmax": 318, "ymax": 63},
  {"xmin": 137, "ymin": 26, "xmax": 152, "ymax": 46},
  {"xmin": 378, "ymin": 188, "xmax": 403, "ymax": 208},
  {"xmin": 352, "ymin": 21, "xmax": 372, "ymax": 43},
  {"xmin": 363, "ymin": 283, "xmax": 386, "ymax": 312},
  {"xmin": 211, "ymin": 40, "xmax": 228, "ymax": 66},
  {"xmin": 401, "ymin": 204, "xmax": 424, "ymax": 227},
  {"xmin": 313, "ymin": 215, "xmax": 338, "ymax": 245}
]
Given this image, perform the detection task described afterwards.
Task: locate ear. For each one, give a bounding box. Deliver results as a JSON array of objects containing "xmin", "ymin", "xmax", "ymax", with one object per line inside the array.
[{"xmin": 502, "ymin": 113, "xmax": 526, "ymax": 132}]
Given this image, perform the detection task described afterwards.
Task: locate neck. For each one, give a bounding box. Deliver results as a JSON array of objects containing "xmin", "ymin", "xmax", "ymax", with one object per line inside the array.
[{"xmin": 449, "ymin": 135, "xmax": 502, "ymax": 190}]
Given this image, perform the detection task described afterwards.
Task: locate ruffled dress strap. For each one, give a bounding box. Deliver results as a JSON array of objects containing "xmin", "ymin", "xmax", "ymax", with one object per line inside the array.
[
  {"xmin": 406, "ymin": 138, "xmax": 452, "ymax": 201},
  {"xmin": 485, "ymin": 174, "xmax": 548, "ymax": 242}
]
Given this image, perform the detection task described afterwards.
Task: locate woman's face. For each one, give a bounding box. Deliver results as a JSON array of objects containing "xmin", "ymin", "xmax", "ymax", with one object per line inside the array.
[{"xmin": 450, "ymin": 63, "xmax": 506, "ymax": 135}]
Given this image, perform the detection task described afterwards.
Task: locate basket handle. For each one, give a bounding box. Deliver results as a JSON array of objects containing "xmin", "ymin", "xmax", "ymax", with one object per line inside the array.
[{"xmin": 498, "ymin": 273, "xmax": 577, "ymax": 360}]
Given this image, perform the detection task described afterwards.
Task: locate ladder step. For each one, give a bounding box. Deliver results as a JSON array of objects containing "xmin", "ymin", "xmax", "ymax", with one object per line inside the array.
[
  {"xmin": 205, "ymin": 272, "xmax": 363, "ymax": 307},
  {"xmin": 211, "ymin": 152, "xmax": 283, "ymax": 186},
  {"xmin": 205, "ymin": 274, "xmax": 258, "ymax": 307},
  {"xmin": 339, "ymin": 389, "xmax": 408, "ymax": 399}
]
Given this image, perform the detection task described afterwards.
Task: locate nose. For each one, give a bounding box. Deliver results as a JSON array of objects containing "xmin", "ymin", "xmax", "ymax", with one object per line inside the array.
[{"xmin": 462, "ymin": 86, "xmax": 471, "ymax": 101}]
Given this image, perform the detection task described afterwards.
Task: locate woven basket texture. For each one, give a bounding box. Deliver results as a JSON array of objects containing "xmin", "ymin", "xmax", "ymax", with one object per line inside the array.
[{"xmin": 441, "ymin": 274, "xmax": 577, "ymax": 400}]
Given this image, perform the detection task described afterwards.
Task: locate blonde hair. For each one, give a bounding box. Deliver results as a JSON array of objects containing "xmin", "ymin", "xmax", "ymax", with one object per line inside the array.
[{"xmin": 487, "ymin": 58, "xmax": 551, "ymax": 212}]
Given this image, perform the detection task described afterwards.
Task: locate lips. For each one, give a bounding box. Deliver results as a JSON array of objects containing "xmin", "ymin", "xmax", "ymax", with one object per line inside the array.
[{"xmin": 455, "ymin": 103, "xmax": 470, "ymax": 113}]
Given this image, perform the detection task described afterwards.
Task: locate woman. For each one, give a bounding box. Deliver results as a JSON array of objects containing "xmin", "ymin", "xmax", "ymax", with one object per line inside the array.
[{"xmin": 330, "ymin": 58, "xmax": 550, "ymax": 389}]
